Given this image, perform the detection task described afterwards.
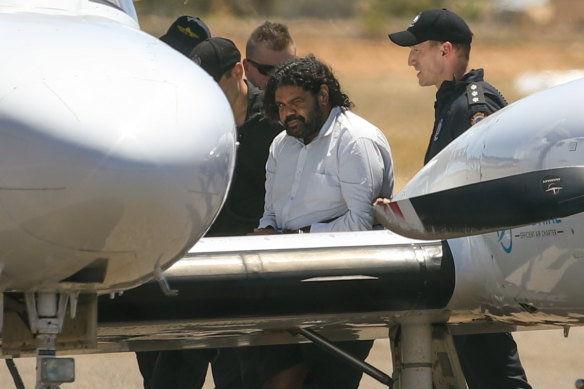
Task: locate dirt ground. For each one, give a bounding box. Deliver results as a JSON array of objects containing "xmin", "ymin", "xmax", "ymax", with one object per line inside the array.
[
  {"xmin": 1, "ymin": 328, "xmax": 583, "ymax": 388},
  {"xmin": 2, "ymin": 15, "xmax": 583, "ymax": 389}
]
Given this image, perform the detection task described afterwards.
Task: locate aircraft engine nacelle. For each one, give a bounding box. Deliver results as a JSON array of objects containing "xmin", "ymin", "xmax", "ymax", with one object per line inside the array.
[
  {"xmin": 0, "ymin": 3, "xmax": 236, "ymax": 293},
  {"xmin": 376, "ymin": 78, "xmax": 584, "ymax": 240}
]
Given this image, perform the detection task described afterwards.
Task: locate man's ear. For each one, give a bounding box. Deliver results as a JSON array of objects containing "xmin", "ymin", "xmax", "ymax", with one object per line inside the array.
[
  {"xmin": 318, "ymin": 84, "xmax": 329, "ymax": 105},
  {"xmin": 441, "ymin": 41, "xmax": 453, "ymax": 57},
  {"xmin": 233, "ymin": 62, "xmax": 245, "ymax": 79}
]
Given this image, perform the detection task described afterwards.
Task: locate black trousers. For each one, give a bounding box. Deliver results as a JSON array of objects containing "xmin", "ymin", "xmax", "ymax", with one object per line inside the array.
[
  {"xmin": 136, "ymin": 348, "xmax": 245, "ymax": 389},
  {"xmin": 454, "ymin": 332, "xmax": 532, "ymax": 389},
  {"xmin": 255, "ymin": 340, "xmax": 374, "ymax": 389}
]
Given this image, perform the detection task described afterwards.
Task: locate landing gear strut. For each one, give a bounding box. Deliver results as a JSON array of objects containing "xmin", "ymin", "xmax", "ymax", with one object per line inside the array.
[
  {"xmin": 390, "ymin": 323, "xmax": 466, "ymax": 389},
  {"xmin": 25, "ymin": 292, "xmax": 75, "ymax": 389}
]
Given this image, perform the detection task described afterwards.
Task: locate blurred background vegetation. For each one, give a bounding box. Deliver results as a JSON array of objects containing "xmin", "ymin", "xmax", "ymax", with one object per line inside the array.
[
  {"xmin": 134, "ymin": 0, "xmax": 484, "ymax": 18},
  {"xmin": 136, "ymin": 0, "xmax": 583, "ymax": 40}
]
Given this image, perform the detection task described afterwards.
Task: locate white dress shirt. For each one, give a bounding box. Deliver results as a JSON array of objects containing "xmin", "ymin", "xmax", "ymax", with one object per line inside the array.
[{"xmin": 258, "ymin": 106, "xmax": 393, "ymax": 233}]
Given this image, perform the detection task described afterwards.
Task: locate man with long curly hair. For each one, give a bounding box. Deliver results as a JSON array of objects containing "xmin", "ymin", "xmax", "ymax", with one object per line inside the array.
[{"xmin": 253, "ymin": 55, "xmax": 394, "ymax": 388}]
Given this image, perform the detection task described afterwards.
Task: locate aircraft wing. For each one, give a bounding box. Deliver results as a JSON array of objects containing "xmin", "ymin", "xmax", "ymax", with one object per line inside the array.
[
  {"xmin": 93, "ymin": 231, "xmax": 452, "ymax": 353},
  {"xmin": 91, "ymin": 217, "xmax": 584, "ymax": 357}
]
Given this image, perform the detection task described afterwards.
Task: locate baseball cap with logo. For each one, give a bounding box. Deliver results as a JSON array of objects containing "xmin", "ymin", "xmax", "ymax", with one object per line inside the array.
[
  {"xmin": 190, "ymin": 37, "xmax": 241, "ymax": 82},
  {"xmin": 388, "ymin": 8, "xmax": 472, "ymax": 47},
  {"xmin": 160, "ymin": 16, "xmax": 211, "ymax": 56}
]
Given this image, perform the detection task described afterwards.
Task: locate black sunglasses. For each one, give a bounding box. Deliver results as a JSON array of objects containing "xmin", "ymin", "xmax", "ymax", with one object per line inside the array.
[{"xmin": 246, "ymin": 59, "xmax": 276, "ymax": 76}]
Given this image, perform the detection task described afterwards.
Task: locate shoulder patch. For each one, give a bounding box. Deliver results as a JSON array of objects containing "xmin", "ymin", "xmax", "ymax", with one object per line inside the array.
[
  {"xmin": 471, "ymin": 112, "xmax": 486, "ymax": 126},
  {"xmin": 467, "ymin": 83, "xmax": 486, "ymax": 105}
]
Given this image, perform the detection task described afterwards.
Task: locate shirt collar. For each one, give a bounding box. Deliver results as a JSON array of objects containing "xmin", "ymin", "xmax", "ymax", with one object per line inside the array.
[
  {"xmin": 310, "ymin": 106, "xmax": 342, "ymax": 142},
  {"xmin": 436, "ymin": 68, "xmax": 485, "ymax": 100}
]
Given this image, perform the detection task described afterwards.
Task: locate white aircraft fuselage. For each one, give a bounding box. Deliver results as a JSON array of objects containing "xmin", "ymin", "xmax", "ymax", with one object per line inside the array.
[{"xmin": 450, "ymin": 216, "xmax": 584, "ymax": 326}]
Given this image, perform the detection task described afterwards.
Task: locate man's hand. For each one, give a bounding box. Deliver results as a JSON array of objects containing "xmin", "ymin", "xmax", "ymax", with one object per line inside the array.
[
  {"xmin": 250, "ymin": 226, "xmax": 279, "ymax": 235},
  {"xmin": 373, "ymin": 198, "xmax": 391, "ymax": 225},
  {"xmin": 373, "ymin": 197, "xmax": 391, "ymax": 206}
]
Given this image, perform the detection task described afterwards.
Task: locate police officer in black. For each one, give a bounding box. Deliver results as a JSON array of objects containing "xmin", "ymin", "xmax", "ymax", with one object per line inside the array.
[
  {"xmin": 194, "ymin": 38, "xmax": 283, "ymax": 237},
  {"xmin": 388, "ymin": 8, "xmax": 532, "ymax": 389}
]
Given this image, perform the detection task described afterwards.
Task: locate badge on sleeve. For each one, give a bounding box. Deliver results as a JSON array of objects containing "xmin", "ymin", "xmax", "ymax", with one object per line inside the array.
[
  {"xmin": 433, "ymin": 118, "xmax": 443, "ymax": 141},
  {"xmin": 470, "ymin": 112, "xmax": 486, "ymax": 126},
  {"xmin": 470, "ymin": 112, "xmax": 487, "ymax": 126}
]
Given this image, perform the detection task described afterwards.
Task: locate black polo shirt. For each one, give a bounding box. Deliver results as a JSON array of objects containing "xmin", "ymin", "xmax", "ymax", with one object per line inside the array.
[{"xmin": 207, "ymin": 81, "xmax": 283, "ymax": 236}]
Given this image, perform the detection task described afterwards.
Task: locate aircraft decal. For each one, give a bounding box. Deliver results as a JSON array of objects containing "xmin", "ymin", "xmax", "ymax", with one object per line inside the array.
[
  {"xmin": 497, "ymin": 229, "xmax": 513, "ymax": 253},
  {"xmin": 513, "ymin": 219, "xmax": 564, "ymax": 240},
  {"xmin": 542, "ymin": 175, "xmax": 563, "ymax": 195},
  {"xmin": 389, "ymin": 201, "xmax": 405, "ymax": 219}
]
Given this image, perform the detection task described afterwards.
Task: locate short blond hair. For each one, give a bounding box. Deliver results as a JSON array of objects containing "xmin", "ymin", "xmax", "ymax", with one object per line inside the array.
[{"xmin": 246, "ymin": 21, "xmax": 295, "ymax": 58}]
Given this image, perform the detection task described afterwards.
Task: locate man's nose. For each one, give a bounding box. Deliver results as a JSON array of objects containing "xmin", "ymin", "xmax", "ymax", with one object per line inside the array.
[
  {"xmin": 280, "ymin": 105, "xmax": 296, "ymax": 118},
  {"xmin": 408, "ymin": 51, "xmax": 415, "ymax": 66}
]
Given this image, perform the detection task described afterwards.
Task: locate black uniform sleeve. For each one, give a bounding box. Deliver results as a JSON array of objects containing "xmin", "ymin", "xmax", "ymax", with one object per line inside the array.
[{"xmin": 466, "ymin": 82, "xmax": 508, "ymax": 127}]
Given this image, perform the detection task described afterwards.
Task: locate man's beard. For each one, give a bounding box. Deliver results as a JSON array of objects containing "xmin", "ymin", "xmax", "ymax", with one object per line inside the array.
[{"xmin": 283, "ymin": 100, "xmax": 325, "ymax": 141}]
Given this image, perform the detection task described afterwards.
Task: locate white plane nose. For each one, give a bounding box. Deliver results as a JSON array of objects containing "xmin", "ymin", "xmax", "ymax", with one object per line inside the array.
[{"xmin": 0, "ymin": 12, "xmax": 236, "ymax": 291}]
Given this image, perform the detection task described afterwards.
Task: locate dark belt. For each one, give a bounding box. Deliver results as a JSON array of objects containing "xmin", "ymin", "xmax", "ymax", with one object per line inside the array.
[
  {"xmin": 282, "ymin": 217, "xmax": 338, "ymax": 234},
  {"xmin": 282, "ymin": 226, "xmax": 311, "ymax": 234}
]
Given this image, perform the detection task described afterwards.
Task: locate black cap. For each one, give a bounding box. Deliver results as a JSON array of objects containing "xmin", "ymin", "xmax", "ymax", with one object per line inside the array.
[
  {"xmin": 160, "ymin": 16, "xmax": 211, "ymax": 56},
  {"xmin": 190, "ymin": 38, "xmax": 241, "ymax": 82},
  {"xmin": 388, "ymin": 8, "xmax": 472, "ymax": 47}
]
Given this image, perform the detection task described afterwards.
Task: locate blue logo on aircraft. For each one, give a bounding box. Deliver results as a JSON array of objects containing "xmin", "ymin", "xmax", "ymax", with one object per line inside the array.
[{"xmin": 497, "ymin": 229, "xmax": 512, "ymax": 253}]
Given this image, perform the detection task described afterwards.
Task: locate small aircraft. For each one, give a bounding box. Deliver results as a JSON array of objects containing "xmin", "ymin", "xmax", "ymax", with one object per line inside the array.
[{"xmin": 1, "ymin": 1, "xmax": 584, "ymax": 389}]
